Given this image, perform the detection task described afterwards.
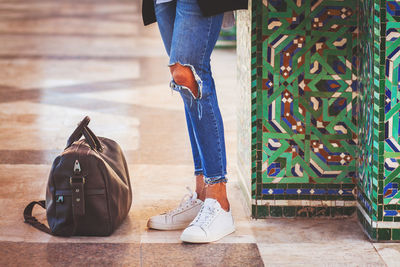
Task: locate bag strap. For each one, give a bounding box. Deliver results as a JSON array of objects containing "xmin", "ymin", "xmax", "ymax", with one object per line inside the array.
[
  {"xmin": 23, "ymin": 198, "xmax": 85, "ymax": 236},
  {"xmin": 23, "ymin": 201, "xmax": 53, "ymax": 235}
]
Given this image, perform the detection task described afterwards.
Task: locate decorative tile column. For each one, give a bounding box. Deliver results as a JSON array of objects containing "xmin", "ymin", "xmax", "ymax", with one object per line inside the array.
[
  {"xmin": 248, "ymin": 0, "xmax": 358, "ymax": 218},
  {"xmin": 357, "ymin": 0, "xmax": 400, "ymax": 241},
  {"xmin": 236, "ymin": 0, "xmax": 400, "ymax": 241}
]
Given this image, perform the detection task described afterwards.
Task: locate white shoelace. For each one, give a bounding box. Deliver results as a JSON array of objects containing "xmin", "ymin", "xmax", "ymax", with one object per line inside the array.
[
  {"xmin": 165, "ymin": 186, "xmax": 198, "ymax": 216},
  {"xmin": 192, "ymin": 199, "xmax": 217, "ymax": 227}
]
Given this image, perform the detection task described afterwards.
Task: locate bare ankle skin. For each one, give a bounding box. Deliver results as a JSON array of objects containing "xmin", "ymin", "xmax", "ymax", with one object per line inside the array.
[
  {"xmin": 195, "ymin": 174, "xmax": 206, "ymax": 201},
  {"xmin": 205, "ymin": 182, "xmax": 230, "ymax": 212}
]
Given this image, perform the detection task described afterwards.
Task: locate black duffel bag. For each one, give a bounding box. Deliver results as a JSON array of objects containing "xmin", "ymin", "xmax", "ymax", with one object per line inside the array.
[{"xmin": 23, "ymin": 116, "xmax": 132, "ymax": 236}]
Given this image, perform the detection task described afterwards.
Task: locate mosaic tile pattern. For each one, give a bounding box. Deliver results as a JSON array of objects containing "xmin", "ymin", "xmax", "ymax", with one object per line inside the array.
[
  {"xmin": 356, "ymin": 0, "xmax": 377, "ymax": 229},
  {"xmin": 356, "ymin": 0, "xmax": 400, "ymax": 241},
  {"xmin": 384, "ymin": 1, "xmax": 400, "ymax": 219},
  {"xmin": 249, "ymin": 0, "xmax": 400, "ymax": 240},
  {"xmin": 251, "ymin": 0, "xmax": 358, "ymax": 218}
]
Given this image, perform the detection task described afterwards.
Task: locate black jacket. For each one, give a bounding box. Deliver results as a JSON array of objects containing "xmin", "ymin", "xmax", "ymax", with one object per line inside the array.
[{"xmin": 142, "ymin": 0, "xmax": 248, "ymax": 26}]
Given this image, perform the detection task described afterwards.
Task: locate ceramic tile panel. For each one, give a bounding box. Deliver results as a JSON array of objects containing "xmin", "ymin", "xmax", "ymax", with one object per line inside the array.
[
  {"xmin": 243, "ymin": 0, "xmax": 400, "ymax": 241},
  {"xmin": 356, "ymin": 0, "xmax": 400, "ymax": 241},
  {"xmin": 355, "ymin": 0, "xmax": 379, "ymax": 240},
  {"xmin": 379, "ymin": 0, "xmax": 400, "ymax": 241},
  {"xmin": 383, "ymin": 0, "xmax": 400, "ymax": 233},
  {"xmin": 250, "ymin": 0, "xmax": 358, "ymax": 219}
]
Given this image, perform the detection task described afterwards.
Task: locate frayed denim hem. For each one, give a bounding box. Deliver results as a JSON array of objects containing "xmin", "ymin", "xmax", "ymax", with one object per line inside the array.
[
  {"xmin": 194, "ymin": 169, "xmax": 203, "ymax": 176},
  {"xmin": 204, "ymin": 175, "xmax": 228, "ymax": 185}
]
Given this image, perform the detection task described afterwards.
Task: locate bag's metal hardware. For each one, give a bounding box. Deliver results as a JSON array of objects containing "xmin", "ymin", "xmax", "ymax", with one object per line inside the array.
[
  {"xmin": 70, "ymin": 177, "xmax": 86, "ymax": 184},
  {"xmin": 74, "ymin": 159, "xmax": 81, "ymax": 175}
]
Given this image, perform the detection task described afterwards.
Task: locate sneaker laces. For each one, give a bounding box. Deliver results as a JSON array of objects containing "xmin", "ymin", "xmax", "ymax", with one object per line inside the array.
[
  {"xmin": 165, "ymin": 186, "xmax": 198, "ymax": 216},
  {"xmin": 192, "ymin": 199, "xmax": 217, "ymax": 227}
]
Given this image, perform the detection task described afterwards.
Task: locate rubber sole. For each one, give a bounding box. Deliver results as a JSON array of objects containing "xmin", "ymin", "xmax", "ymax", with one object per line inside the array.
[
  {"xmin": 180, "ymin": 226, "xmax": 235, "ymax": 243},
  {"xmin": 147, "ymin": 220, "xmax": 190, "ymax": 231}
]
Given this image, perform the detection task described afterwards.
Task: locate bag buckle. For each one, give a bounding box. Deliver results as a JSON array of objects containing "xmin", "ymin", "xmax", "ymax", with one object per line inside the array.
[{"xmin": 70, "ymin": 176, "xmax": 86, "ymax": 184}]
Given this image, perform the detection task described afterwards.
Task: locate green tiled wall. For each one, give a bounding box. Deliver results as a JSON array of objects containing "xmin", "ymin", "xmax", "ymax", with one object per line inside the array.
[
  {"xmin": 357, "ymin": 0, "xmax": 400, "ymax": 241},
  {"xmin": 249, "ymin": 0, "xmax": 400, "ymax": 241},
  {"xmin": 251, "ymin": 0, "xmax": 358, "ymax": 218}
]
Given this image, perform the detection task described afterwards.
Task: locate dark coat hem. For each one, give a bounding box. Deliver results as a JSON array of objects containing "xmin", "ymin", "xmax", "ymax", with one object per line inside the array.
[{"xmin": 142, "ymin": 0, "xmax": 248, "ymax": 26}]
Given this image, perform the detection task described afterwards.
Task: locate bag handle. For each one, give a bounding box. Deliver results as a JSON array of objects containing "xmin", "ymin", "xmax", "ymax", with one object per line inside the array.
[
  {"xmin": 23, "ymin": 201, "xmax": 53, "ymax": 235},
  {"xmin": 66, "ymin": 116, "xmax": 90, "ymax": 147},
  {"xmin": 66, "ymin": 116, "xmax": 103, "ymax": 152},
  {"xmin": 83, "ymin": 126, "xmax": 103, "ymax": 152}
]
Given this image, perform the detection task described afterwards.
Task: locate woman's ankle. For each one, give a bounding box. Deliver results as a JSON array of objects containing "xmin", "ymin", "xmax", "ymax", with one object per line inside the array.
[
  {"xmin": 214, "ymin": 197, "xmax": 230, "ymax": 212},
  {"xmin": 195, "ymin": 174, "xmax": 206, "ymax": 201},
  {"xmin": 205, "ymin": 182, "xmax": 230, "ymax": 211}
]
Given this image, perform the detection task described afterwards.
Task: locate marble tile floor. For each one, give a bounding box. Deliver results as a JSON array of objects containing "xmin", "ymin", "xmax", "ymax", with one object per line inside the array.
[{"xmin": 0, "ymin": 0, "xmax": 397, "ymax": 266}]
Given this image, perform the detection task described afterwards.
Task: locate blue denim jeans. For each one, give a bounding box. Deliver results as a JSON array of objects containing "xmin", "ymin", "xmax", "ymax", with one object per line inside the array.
[{"xmin": 154, "ymin": 0, "xmax": 227, "ymax": 184}]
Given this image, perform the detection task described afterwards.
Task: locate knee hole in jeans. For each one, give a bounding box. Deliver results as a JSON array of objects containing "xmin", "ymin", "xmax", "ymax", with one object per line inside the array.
[{"xmin": 169, "ymin": 62, "xmax": 202, "ymax": 99}]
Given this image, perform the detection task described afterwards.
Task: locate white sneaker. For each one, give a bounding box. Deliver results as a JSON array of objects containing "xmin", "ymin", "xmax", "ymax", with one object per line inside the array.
[
  {"xmin": 180, "ymin": 198, "xmax": 235, "ymax": 243},
  {"xmin": 147, "ymin": 187, "xmax": 203, "ymax": 230}
]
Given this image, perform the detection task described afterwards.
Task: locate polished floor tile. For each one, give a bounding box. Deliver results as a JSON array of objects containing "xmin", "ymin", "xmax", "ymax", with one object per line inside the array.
[
  {"xmin": 257, "ymin": 242, "xmax": 384, "ymax": 267},
  {"xmin": 0, "ymin": 0, "xmax": 398, "ymax": 266},
  {"xmin": 0, "ymin": 242, "xmax": 141, "ymax": 267},
  {"xmin": 0, "ymin": 242, "xmax": 264, "ymax": 267},
  {"xmin": 373, "ymin": 243, "xmax": 400, "ymax": 267},
  {"xmin": 140, "ymin": 243, "xmax": 264, "ymax": 267}
]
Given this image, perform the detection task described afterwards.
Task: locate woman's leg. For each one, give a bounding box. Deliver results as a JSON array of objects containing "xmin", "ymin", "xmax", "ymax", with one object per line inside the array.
[
  {"xmin": 184, "ymin": 106, "xmax": 206, "ymax": 200},
  {"xmin": 147, "ymin": 0, "xmax": 207, "ymax": 232},
  {"xmin": 154, "ymin": 0, "xmax": 205, "ymax": 197},
  {"xmin": 168, "ymin": 0, "xmax": 228, "ymax": 210},
  {"xmin": 153, "ymin": 0, "xmax": 176, "ymax": 55}
]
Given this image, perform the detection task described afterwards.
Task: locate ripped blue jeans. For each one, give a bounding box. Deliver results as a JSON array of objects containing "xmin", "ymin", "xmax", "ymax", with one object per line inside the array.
[{"xmin": 154, "ymin": 0, "xmax": 227, "ymax": 184}]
